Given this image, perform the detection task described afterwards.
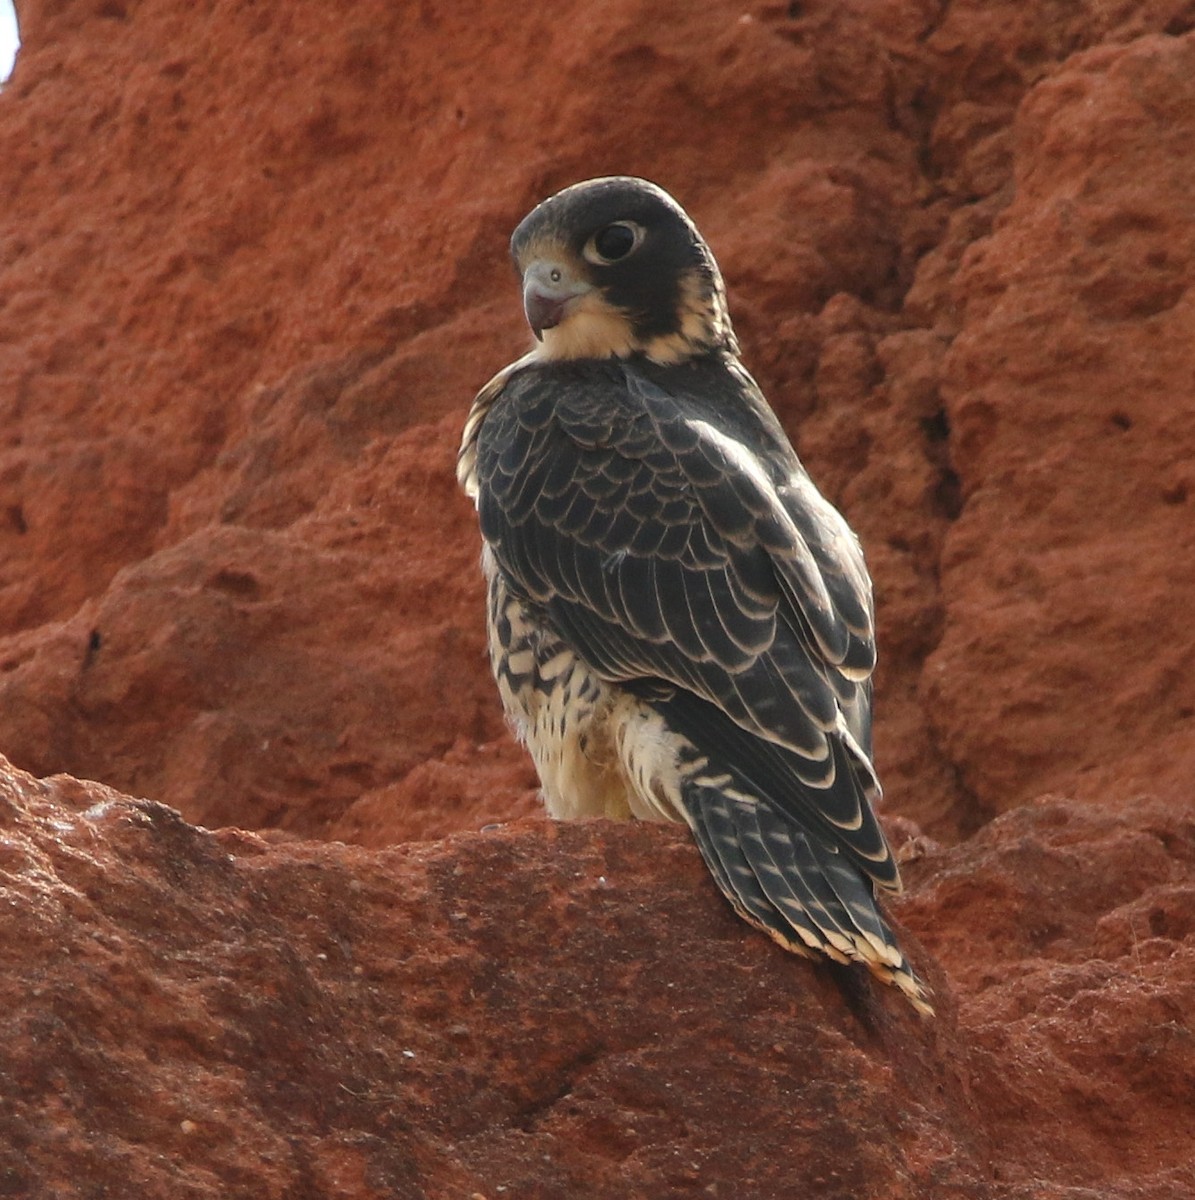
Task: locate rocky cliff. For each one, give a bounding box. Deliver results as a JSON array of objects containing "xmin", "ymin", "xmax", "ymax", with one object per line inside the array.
[{"xmin": 1, "ymin": 1, "xmax": 1192, "ymax": 1196}]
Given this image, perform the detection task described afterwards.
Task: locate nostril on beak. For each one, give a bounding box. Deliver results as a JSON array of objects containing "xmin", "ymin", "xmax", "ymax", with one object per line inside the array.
[{"xmin": 521, "ymin": 261, "xmax": 589, "ymax": 339}]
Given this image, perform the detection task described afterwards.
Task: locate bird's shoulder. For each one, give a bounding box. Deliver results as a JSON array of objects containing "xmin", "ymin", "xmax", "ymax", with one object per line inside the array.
[
  {"xmin": 480, "ymin": 350, "xmax": 793, "ymax": 474},
  {"xmin": 470, "ymin": 347, "xmax": 874, "ymax": 678}
]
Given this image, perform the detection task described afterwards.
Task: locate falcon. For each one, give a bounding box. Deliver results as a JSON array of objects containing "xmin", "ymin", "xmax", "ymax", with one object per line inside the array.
[{"xmin": 458, "ymin": 176, "xmax": 930, "ymax": 1015}]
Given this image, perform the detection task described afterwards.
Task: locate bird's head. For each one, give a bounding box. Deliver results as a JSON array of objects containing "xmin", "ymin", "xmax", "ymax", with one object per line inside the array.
[{"xmin": 510, "ymin": 176, "xmax": 738, "ymax": 365}]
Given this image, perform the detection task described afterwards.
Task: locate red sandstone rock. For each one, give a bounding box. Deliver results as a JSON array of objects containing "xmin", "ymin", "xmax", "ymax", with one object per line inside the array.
[
  {"xmin": 926, "ymin": 33, "xmax": 1195, "ymax": 819},
  {"xmin": 3, "ymin": 757, "xmax": 1193, "ymax": 1198},
  {"xmin": 2, "ymin": 0, "xmax": 1194, "ymax": 1195},
  {"xmin": 0, "ymin": 758, "xmax": 977, "ymax": 1200},
  {"xmin": 901, "ymin": 793, "xmax": 1195, "ymax": 1193}
]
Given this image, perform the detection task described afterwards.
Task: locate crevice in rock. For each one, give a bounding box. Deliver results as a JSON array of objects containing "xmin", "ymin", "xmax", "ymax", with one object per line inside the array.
[{"xmin": 513, "ymin": 1044, "xmax": 606, "ymax": 1133}]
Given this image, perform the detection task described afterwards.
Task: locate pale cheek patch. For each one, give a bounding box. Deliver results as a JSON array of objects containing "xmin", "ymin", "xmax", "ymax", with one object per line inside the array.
[
  {"xmin": 532, "ymin": 295, "xmax": 638, "ymax": 362},
  {"xmin": 531, "ymin": 267, "xmax": 732, "ymax": 366}
]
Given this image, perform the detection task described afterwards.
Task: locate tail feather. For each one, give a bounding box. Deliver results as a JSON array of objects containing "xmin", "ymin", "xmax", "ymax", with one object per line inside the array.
[
  {"xmin": 745, "ymin": 802, "xmax": 869, "ymax": 961},
  {"xmin": 682, "ymin": 781, "xmax": 933, "ymax": 1017},
  {"xmin": 687, "ymin": 789, "xmax": 822, "ymax": 954},
  {"xmin": 737, "ymin": 801, "xmax": 857, "ymax": 961}
]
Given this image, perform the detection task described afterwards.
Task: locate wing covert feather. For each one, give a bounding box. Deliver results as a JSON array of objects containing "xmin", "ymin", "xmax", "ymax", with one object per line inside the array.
[{"xmin": 475, "ymin": 358, "xmax": 883, "ymax": 854}]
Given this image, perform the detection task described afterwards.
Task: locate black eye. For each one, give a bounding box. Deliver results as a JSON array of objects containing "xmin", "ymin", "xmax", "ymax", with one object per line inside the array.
[
  {"xmin": 586, "ymin": 221, "xmax": 643, "ymax": 264},
  {"xmin": 595, "ymin": 223, "xmax": 636, "ymax": 260}
]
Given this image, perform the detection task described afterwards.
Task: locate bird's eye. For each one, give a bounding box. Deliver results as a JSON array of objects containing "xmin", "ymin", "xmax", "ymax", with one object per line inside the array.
[{"xmin": 584, "ymin": 221, "xmax": 644, "ymax": 265}]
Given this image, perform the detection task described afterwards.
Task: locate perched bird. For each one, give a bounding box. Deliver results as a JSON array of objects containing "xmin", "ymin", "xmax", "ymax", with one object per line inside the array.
[{"xmin": 458, "ymin": 176, "xmax": 930, "ymax": 1015}]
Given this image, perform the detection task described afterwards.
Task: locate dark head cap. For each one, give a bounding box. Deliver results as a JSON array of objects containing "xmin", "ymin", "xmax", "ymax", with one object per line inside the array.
[{"xmin": 509, "ymin": 176, "xmax": 736, "ymax": 363}]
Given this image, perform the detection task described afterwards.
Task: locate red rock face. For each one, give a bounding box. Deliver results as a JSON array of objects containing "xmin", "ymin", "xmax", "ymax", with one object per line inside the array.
[{"xmin": 1, "ymin": 1, "xmax": 1193, "ymax": 1195}]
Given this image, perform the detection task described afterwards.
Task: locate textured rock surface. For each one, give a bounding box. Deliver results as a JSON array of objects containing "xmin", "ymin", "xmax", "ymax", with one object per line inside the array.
[
  {"xmin": 0, "ymin": 760, "xmax": 976, "ymax": 1200},
  {"xmin": 2, "ymin": 0, "xmax": 1194, "ymax": 1196},
  {"xmin": 3, "ymin": 759, "xmax": 1193, "ymax": 1199}
]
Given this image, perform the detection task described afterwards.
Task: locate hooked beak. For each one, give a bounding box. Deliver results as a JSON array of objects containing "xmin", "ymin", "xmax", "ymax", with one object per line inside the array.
[{"xmin": 522, "ymin": 260, "xmax": 592, "ymax": 341}]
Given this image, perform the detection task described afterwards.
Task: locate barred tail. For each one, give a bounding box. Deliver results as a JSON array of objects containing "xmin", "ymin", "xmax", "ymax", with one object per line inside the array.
[{"xmin": 682, "ymin": 782, "xmax": 933, "ymax": 1017}]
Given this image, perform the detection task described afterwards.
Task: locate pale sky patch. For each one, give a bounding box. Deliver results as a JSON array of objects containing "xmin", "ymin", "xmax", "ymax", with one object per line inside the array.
[{"xmin": 0, "ymin": 1, "xmax": 18, "ymax": 83}]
